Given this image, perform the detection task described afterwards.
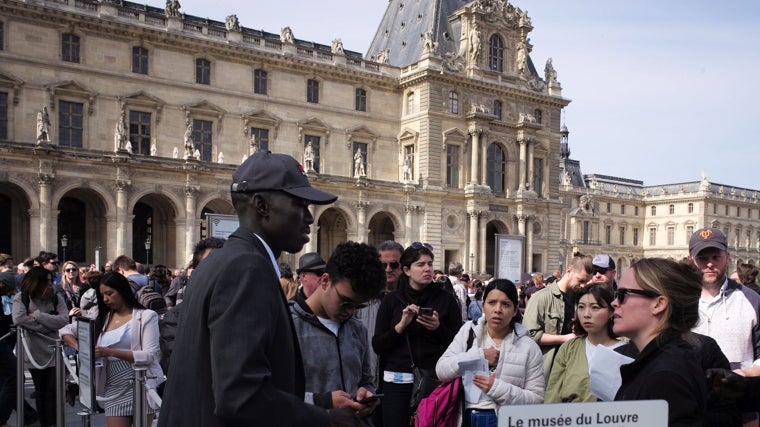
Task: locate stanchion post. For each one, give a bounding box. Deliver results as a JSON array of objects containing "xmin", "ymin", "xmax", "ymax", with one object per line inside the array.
[
  {"xmin": 15, "ymin": 327, "xmax": 24, "ymax": 427},
  {"xmin": 55, "ymin": 339, "xmax": 65, "ymax": 427},
  {"xmin": 133, "ymin": 367, "xmax": 147, "ymax": 427}
]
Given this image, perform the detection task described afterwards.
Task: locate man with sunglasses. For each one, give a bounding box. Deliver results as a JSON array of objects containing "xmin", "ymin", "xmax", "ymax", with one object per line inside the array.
[
  {"xmin": 589, "ymin": 254, "xmax": 617, "ymax": 291},
  {"xmin": 289, "ymin": 241, "xmax": 385, "ymax": 421}
]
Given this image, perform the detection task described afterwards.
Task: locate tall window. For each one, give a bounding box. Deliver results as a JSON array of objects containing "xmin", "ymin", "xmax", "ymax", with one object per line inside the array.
[
  {"xmin": 304, "ymin": 135, "xmax": 321, "ymax": 172},
  {"xmin": 737, "ymin": 207, "xmax": 741, "ymax": 217},
  {"xmin": 633, "ymin": 228, "xmax": 640, "ymax": 246},
  {"xmin": 448, "ymin": 91, "xmax": 458, "ymax": 114},
  {"xmin": 649, "ymin": 227, "xmax": 657, "ymax": 246},
  {"xmin": 621, "ymin": 204, "xmax": 626, "ymax": 214},
  {"xmin": 606, "ymin": 202, "xmax": 611, "ymax": 213},
  {"xmin": 493, "ymin": 100, "xmax": 502, "ymax": 120},
  {"xmin": 192, "ymin": 119, "xmax": 212, "ymax": 161},
  {"xmin": 686, "ymin": 225, "xmax": 694, "ymax": 242},
  {"xmin": 488, "ymin": 34, "xmax": 504, "ymax": 72},
  {"xmin": 605, "ymin": 225, "xmax": 611, "ymax": 245},
  {"xmin": 253, "ymin": 69, "xmax": 267, "ymax": 94},
  {"xmin": 132, "ymin": 46, "xmax": 148, "ymax": 74},
  {"xmin": 533, "ymin": 109, "xmax": 542, "ymax": 124},
  {"xmin": 581, "ymin": 221, "xmax": 590, "ymax": 245},
  {"xmin": 196, "ymin": 58, "xmax": 211, "ymax": 85},
  {"xmin": 667, "ymin": 226, "xmax": 675, "ymax": 245},
  {"xmin": 668, "ymin": 204, "xmax": 675, "ymax": 215},
  {"xmin": 446, "ymin": 145, "xmax": 459, "ymax": 188},
  {"xmin": 307, "ymin": 79, "xmax": 319, "ymax": 103},
  {"xmin": 635, "ymin": 206, "xmax": 639, "ymax": 216},
  {"xmin": 725, "ymin": 205, "xmax": 729, "ymax": 215},
  {"xmin": 128, "ymin": 111, "xmax": 151, "ymax": 155},
  {"xmin": 650, "ymin": 206, "xmax": 656, "ymax": 216},
  {"xmin": 619, "ymin": 227, "xmax": 626, "ymax": 245},
  {"xmin": 58, "ymin": 100, "xmax": 84, "ymax": 147},
  {"xmin": 355, "ymin": 88, "xmax": 367, "ymax": 111},
  {"xmin": 250, "ymin": 127, "xmax": 269, "ymax": 151},
  {"xmin": 713, "ymin": 204, "xmax": 717, "ymax": 214},
  {"xmin": 406, "ymin": 92, "xmax": 415, "ymax": 115},
  {"xmin": 0, "ymin": 92, "xmax": 7, "ymax": 140},
  {"xmin": 533, "ymin": 158, "xmax": 543, "ymax": 193},
  {"xmin": 688, "ymin": 202, "xmax": 694, "ymax": 213},
  {"xmin": 486, "ymin": 143, "xmax": 505, "ymax": 193},
  {"xmin": 0, "ymin": 22, "xmax": 4, "ymax": 51},
  {"xmin": 62, "ymin": 33, "xmax": 80, "ymax": 63}
]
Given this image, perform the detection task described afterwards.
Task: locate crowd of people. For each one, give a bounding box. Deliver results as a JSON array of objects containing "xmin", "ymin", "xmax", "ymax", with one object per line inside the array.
[{"xmin": 1, "ymin": 150, "xmax": 759, "ymax": 427}]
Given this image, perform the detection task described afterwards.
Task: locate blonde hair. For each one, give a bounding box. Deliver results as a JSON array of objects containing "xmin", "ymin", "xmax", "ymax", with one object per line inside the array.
[{"xmin": 630, "ymin": 258, "xmax": 701, "ymax": 334}]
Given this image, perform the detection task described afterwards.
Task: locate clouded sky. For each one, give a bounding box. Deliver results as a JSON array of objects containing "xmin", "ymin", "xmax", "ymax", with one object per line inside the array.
[{"xmin": 177, "ymin": 0, "xmax": 760, "ymax": 189}]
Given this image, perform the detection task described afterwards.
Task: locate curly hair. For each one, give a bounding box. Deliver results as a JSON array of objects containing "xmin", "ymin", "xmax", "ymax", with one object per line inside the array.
[{"xmin": 324, "ymin": 241, "xmax": 384, "ymax": 300}]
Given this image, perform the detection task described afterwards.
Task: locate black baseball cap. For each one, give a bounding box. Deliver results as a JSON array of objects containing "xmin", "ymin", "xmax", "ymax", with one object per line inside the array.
[
  {"xmin": 230, "ymin": 151, "xmax": 337, "ymax": 205},
  {"xmin": 689, "ymin": 227, "xmax": 728, "ymax": 258}
]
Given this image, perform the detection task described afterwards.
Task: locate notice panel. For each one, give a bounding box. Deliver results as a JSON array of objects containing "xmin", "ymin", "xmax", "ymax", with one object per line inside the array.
[{"xmin": 498, "ymin": 400, "xmax": 667, "ymax": 427}]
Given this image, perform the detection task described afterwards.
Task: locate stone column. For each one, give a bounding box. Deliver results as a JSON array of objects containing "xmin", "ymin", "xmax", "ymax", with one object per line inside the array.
[
  {"xmin": 527, "ymin": 140, "xmax": 535, "ymax": 191},
  {"xmin": 468, "ymin": 129, "xmax": 481, "ymax": 185},
  {"xmin": 525, "ymin": 215, "xmax": 535, "ymax": 272},
  {"xmin": 115, "ymin": 180, "xmax": 130, "ymax": 257},
  {"xmin": 405, "ymin": 205, "xmax": 414, "ymax": 246},
  {"xmin": 356, "ymin": 201, "xmax": 368, "ymax": 243},
  {"xmin": 518, "ymin": 137, "xmax": 528, "ymax": 191},
  {"xmin": 38, "ymin": 174, "xmax": 54, "ymax": 251},
  {"xmin": 479, "ymin": 216, "xmax": 487, "ymax": 274},
  {"xmin": 184, "ymin": 186, "xmax": 198, "ymax": 262},
  {"xmin": 480, "ymin": 136, "xmax": 488, "ymax": 187},
  {"xmin": 468, "ymin": 210, "xmax": 480, "ymax": 269}
]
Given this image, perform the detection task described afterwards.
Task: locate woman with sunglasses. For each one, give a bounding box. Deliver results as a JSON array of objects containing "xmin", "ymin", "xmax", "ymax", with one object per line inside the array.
[
  {"xmin": 612, "ymin": 258, "xmax": 707, "ymax": 426},
  {"xmin": 436, "ymin": 279, "xmax": 544, "ymax": 426},
  {"xmin": 545, "ymin": 283, "xmax": 623, "ymax": 402},
  {"xmin": 372, "ymin": 242, "xmax": 462, "ymax": 427},
  {"xmin": 61, "ymin": 261, "xmax": 87, "ymax": 317},
  {"xmin": 13, "ymin": 266, "xmax": 69, "ymax": 427}
]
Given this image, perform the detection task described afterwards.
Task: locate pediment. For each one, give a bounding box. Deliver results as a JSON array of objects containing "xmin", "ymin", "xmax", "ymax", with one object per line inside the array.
[
  {"xmin": 47, "ymin": 80, "xmax": 94, "ymax": 96},
  {"xmin": 397, "ymin": 128, "xmax": 418, "ymax": 143},
  {"xmin": 0, "ymin": 70, "xmax": 23, "ymax": 87},
  {"xmin": 241, "ymin": 109, "xmax": 282, "ymax": 139},
  {"xmin": 120, "ymin": 90, "xmax": 166, "ymax": 107},
  {"xmin": 297, "ymin": 116, "xmax": 330, "ymax": 131},
  {"xmin": 183, "ymin": 100, "xmax": 227, "ymax": 116}
]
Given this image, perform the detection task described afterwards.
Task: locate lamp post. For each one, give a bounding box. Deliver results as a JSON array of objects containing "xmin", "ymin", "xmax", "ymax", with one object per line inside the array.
[
  {"xmin": 60, "ymin": 235, "xmax": 68, "ymax": 261},
  {"xmin": 144, "ymin": 236, "xmax": 151, "ymax": 270},
  {"xmin": 469, "ymin": 253, "xmax": 475, "ymax": 275}
]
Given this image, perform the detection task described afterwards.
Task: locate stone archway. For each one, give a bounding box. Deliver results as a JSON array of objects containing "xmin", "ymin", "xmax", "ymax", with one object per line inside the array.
[
  {"xmin": 368, "ymin": 212, "xmax": 396, "ymax": 248},
  {"xmin": 0, "ymin": 183, "xmax": 31, "ymax": 257},
  {"xmin": 317, "ymin": 207, "xmax": 349, "ymax": 260},
  {"xmin": 57, "ymin": 188, "xmax": 108, "ymax": 264},
  {"xmin": 132, "ymin": 194, "xmax": 178, "ymax": 267}
]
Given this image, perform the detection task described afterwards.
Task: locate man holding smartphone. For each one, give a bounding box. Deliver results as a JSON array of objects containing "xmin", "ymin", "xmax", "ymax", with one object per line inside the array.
[{"xmin": 290, "ymin": 241, "xmax": 386, "ymax": 422}]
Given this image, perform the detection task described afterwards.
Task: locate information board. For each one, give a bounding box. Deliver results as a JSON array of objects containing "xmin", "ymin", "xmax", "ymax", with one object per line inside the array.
[
  {"xmin": 206, "ymin": 213, "xmax": 239, "ymax": 239},
  {"xmin": 497, "ymin": 400, "xmax": 668, "ymax": 427},
  {"xmin": 76, "ymin": 317, "xmax": 97, "ymax": 412},
  {"xmin": 494, "ymin": 234, "xmax": 524, "ymax": 281}
]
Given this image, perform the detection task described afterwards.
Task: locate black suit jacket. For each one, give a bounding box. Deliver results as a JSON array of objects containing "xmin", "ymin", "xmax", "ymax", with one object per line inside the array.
[{"xmin": 158, "ymin": 227, "xmax": 329, "ymax": 426}]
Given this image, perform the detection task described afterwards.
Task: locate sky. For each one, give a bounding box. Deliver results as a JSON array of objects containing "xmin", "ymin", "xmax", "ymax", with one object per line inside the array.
[{"xmin": 176, "ymin": 0, "xmax": 760, "ymax": 189}]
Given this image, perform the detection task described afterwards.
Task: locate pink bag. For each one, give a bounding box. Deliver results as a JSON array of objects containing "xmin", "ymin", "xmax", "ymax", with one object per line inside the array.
[{"xmin": 413, "ymin": 377, "xmax": 462, "ymax": 427}]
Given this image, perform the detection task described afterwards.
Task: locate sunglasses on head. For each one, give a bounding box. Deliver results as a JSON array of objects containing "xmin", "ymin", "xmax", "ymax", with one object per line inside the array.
[
  {"xmin": 614, "ymin": 288, "xmax": 659, "ymax": 304},
  {"xmin": 410, "ymin": 242, "xmax": 434, "ymax": 251},
  {"xmin": 381, "ymin": 261, "xmax": 400, "ymax": 270}
]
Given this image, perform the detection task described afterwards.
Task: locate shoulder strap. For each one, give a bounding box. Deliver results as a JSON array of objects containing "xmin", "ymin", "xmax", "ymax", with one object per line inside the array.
[
  {"xmin": 466, "ymin": 319, "xmax": 476, "ymax": 350},
  {"xmin": 405, "ymin": 333, "xmax": 417, "ymax": 369}
]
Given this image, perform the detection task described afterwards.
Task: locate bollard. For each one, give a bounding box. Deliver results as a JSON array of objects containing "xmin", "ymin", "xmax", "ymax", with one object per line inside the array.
[
  {"xmin": 55, "ymin": 339, "xmax": 65, "ymax": 427},
  {"xmin": 133, "ymin": 367, "xmax": 148, "ymax": 427},
  {"xmin": 78, "ymin": 409, "xmax": 93, "ymax": 427},
  {"xmin": 15, "ymin": 327, "xmax": 24, "ymax": 427}
]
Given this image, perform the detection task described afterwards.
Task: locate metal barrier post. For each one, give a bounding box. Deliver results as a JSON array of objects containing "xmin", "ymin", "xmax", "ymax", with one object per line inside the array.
[
  {"xmin": 55, "ymin": 339, "xmax": 65, "ymax": 427},
  {"xmin": 78, "ymin": 409, "xmax": 93, "ymax": 427},
  {"xmin": 15, "ymin": 327, "xmax": 24, "ymax": 427},
  {"xmin": 133, "ymin": 367, "xmax": 147, "ymax": 427}
]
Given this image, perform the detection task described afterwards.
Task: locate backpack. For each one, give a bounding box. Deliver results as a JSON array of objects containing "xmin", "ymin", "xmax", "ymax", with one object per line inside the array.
[
  {"xmin": 132, "ymin": 280, "xmax": 167, "ymax": 315},
  {"xmin": 414, "ymin": 321, "xmax": 476, "ymax": 427}
]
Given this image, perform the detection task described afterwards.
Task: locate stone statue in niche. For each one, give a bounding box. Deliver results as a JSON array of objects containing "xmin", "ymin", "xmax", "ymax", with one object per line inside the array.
[
  {"xmin": 225, "ymin": 15, "xmax": 240, "ymax": 31},
  {"xmin": 402, "ymin": 155, "xmax": 414, "ymax": 182},
  {"xmin": 217, "ymin": 151, "xmax": 224, "ymax": 164},
  {"xmin": 516, "ymin": 41, "xmax": 528, "ymax": 76},
  {"xmin": 468, "ymin": 29, "xmax": 481, "ymax": 62},
  {"xmin": 303, "ymin": 141, "xmax": 315, "ymax": 171},
  {"xmin": 331, "ymin": 38, "xmax": 344, "ymax": 55},
  {"xmin": 353, "ymin": 148, "xmax": 366, "ymax": 177},
  {"xmin": 700, "ymin": 171, "xmax": 710, "ymax": 191},
  {"xmin": 194, "ymin": 148, "xmax": 201, "ymax": 160},
  {"xmin": 114, "ymin": 110, "xmax": 128, "ymax": 152},
  {"xmin": 172, "ymin": 146, "xmax": 179, "ymax": 159},
  {"xmin": 280, "ymin": 27, "xmax": 294, "ymax": 44},
  {"xmin": 150, "ymin": 143, "xmax": 157, "ymax": 156},
  {"xmin": 36, "ymin": 106, "xmax": 51, "ymax": 144}
]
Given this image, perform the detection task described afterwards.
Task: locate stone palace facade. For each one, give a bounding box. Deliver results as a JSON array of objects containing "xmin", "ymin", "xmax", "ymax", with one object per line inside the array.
[{"xmin": 1, "ymin": 0, "xmax": 758, "ymax": 276}]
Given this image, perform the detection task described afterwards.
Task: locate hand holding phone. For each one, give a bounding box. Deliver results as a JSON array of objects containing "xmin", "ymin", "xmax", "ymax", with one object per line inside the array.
[
  {"xmin": 357, "ymin": 394, "xmax": 383, "ymax": 405},
  {"xmin": 418, "ymin": 307, "xmax": 434, "ymax": 317}
]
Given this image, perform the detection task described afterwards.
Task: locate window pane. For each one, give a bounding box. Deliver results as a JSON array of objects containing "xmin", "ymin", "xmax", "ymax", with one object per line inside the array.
[
  {"xmin": 307, "ymin": 79, "xmax": 319, "ymax": 103},
  {"xmin": 196, "ymin": 59, "xmax": 210, "ymax": 84},
  {"xmin": 488, "ymin": 34, "xmax": 503, "ymax": 72},
  {"xmin": 132, "ymin": 46, "xmax": 148, "ymax": 74},
  {"xmin": 58, "ymin": 100, "xmax": 84, "ymax": 147},
  {"xmin": 486, "ymin": 143, "xmax": 505, "ymax": 193},
  {"xmin": 250, "ymin": 127, "xmax": 269, "ymax": 152},
  {"xmin": 62, "ymin": 33, "xmax": 80, "ymax": 63},
  {"xmin": 355, "ymin": 88, "xmax": 367, "ymax": 111},
  {"xmin": 129, "ymin": 111, "xmax": 152, "ymax": 155},
  {"xmin": 254, "ymin": 69, "xmax": 267, "ymax": 94},
  {"xmin": 192, "ymin": 119, "xmax": 213, "ymax": 161},
  {"xmin": 446, "ymin": 145, "xmax": 459, "ymax": 187},
  {"xmin": 0, "ymin": 92, "xmax": 7, "ymax": 140},
  {"xmin": 448, "ymin": 91, "xmax": 458, "ymax": 114},
  {"xmin": 493, "ymin": 100, "xmax": 502, "ymax": 120}
]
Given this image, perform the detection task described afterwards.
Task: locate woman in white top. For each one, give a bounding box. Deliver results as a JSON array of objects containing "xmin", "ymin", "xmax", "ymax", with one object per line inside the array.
[
  {"xmin": 436, "ymin": 279, "xmax": 544, "ymax": 427},
  {"xmin": 60, "ymin": 272, "xmax": 163, "ymax": 427},
  {"xmin": 545, "ymin": 283, "xmax": 624, "ymax": 402}
]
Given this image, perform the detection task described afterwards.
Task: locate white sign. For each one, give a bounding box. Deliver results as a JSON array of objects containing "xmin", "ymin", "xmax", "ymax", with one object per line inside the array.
[
  {"xmin": 494, "ymin": 234, "xmax": 523, "ymax": 281},
  {"xmin": 206, "ymin": 213, "xmax": 239, "ymax": 239},
  {"xmin": 498, "ymin": 400, "xmax": 667, "ymax": 427}
]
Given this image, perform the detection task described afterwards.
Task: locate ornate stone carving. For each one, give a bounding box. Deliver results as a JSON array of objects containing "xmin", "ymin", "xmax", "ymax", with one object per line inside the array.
[
  {"xmin": 114, "ymin": 180, "xmax": 131, "ymax": 191},
  {"xmin": 183, "ymin": 119, "xmax": 194, "ymax": 160},
  {"xmin": 353, "ymin": 148, "xmax": 366, "ymax": 177},
  {"xmin": 376, "ymin": 49, "xmax": 390, "ymax": 64},
  {"xmin": 225, "ymin": 15, "xmax": 239, "ymax": 31},
  {"xmin": 36, "ymin": 106, "xmax": 51, "ymax": 144},
  {"xmin": 114, "ymin": 109, "xmax": 129, "ymax": 152},
  {"xmin": 331, "ymin": 38, "xmax": 344, "ymax": 55},
  {"xmin": 280, "ymin": 27, "xmax": 294, "ymax": 44},
  {"xmin": 37, "ymin": 173, "xmax": 54, "ymax": 186},
  {"xmin": 422, "ymin": 31, "xmax": 437, "ymax": 54},
  {"xmin": 442, "ymin": 52, "xmax": 466, "ymax": 72},
  {"xmin": 165, "ymin": 0, "xmax": 181, "ymax": 17},
  {"xmin": 544, "ymin": 58, "xmax": 558, "ymax": 84},
  {"xmin": 468, "ymin": 29, "xmax": 481, "ymax": 63}
]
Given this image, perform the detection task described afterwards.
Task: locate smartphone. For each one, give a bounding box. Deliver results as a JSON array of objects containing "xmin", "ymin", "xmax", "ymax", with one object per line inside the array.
[
  {"xmin": 357, "ymin": 394, "xmax": 383, "ymax": 404},
  {"xmin": 418, "ymin": 307, "xmax": 434, "ymax": 317}
]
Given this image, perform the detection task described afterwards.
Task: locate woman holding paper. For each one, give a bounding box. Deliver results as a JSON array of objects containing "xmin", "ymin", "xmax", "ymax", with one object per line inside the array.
[
  {"xmin": 545, "ymin": 283, "xmax": 624, "ymax": 402},
  {"xmin": 611, "ymin": 258, "xmax": 706, "ymax": 426},
  {"xmin": 436, "ymin": 279, "xmax": 544, "ymax": 426}
]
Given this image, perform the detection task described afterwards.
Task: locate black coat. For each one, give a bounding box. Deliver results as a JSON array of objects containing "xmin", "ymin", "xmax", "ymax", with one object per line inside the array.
[{"xmin": 158, "ymin": 228, "xmax": 329, "ymax": 427}]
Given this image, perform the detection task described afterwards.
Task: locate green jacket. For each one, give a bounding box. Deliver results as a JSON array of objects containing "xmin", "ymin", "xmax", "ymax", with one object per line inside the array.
[
  {"xmin": 522, "ymin": 282, "xmax": 566, "ymax": 377},
  {"xmin": 544, "ymin": 337, "xmax": 592, "ymax": 403}
]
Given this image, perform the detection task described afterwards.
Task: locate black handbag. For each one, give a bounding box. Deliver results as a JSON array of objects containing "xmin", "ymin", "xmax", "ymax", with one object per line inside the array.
[{"xmin": 406, "ymin": 334, "xmax": 440, "ymax": 408}]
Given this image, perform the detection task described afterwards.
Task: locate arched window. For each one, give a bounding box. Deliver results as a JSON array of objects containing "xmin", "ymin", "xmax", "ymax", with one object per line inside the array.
[
  {"xmin": 488, "ymin": 34, "xmax": 504, "ymax": 72},
  {"xmin": 486, "ymin": 143, "xmax": 505, "ymax": 193}
]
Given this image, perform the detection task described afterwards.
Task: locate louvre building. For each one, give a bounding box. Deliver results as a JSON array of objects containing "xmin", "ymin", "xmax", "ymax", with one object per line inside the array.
[{"xmin": 1, "ymin": 0, "xmax": 758, "ymax": 277}]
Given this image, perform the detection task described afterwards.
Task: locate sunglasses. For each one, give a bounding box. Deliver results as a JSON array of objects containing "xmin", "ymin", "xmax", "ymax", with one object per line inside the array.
[
  {"xmin": 614, "ymin": 288, "xmax": 660, "ymax": 305},
  {"xmin": 410, "ymin": 242, "xmax": 434, "ymax": 251},
  {"xmin": 381, "ymin": 261, "xmax": 400, "ymax": 270},
  {"xmin": 65, "ymin": 268, "xmax": 78, "ymax": 273},
  {"xmin": 333, "ymin": 286, "xmax": 367, "ymax": 310},
  {"xmin": 593, "ymin": 267, "xmax": 611, "ymax": 275}
]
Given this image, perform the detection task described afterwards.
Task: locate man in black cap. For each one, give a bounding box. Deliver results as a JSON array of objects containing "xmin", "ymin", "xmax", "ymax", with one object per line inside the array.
[
  {"xmin": 689, "ymin": 227, "xmax": 760, "ymax": 422},
  {"xmin": 159, "ymin": 151, "xmax": 357, "ymax": 427},
  {"xmin": 295, "ymin": 252, "xmax": 327, "ymax": 299},
  {"xmin": 589, "ymin": 254, "xmax": 617, "ymax": 290}
]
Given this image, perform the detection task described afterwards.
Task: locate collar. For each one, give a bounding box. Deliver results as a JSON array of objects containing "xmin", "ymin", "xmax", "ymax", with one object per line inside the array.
[{"xmin": 252, "ymin": 232, "xmax": 281, "ymax": 278}]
